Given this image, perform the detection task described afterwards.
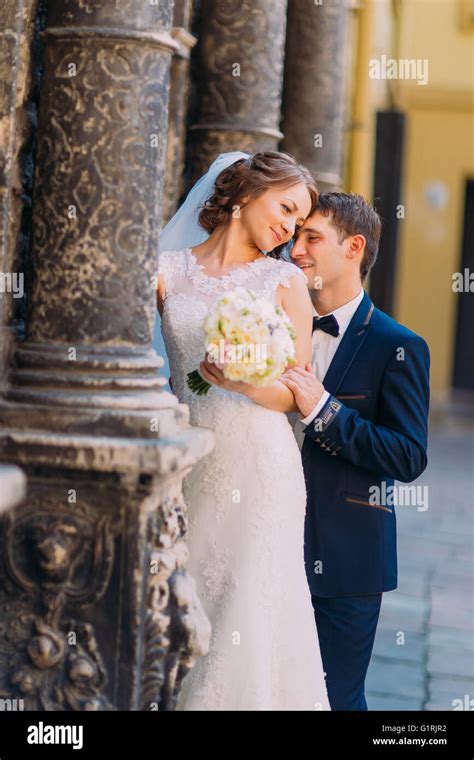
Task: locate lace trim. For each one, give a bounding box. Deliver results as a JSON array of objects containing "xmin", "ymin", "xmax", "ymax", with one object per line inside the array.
[
  {"xmin": 185, "ymin": 247, "xmax": 272, "ymax": 295},
  {"xmin": 159, "ymin": 247, "xmax": 306, "ymax": 300}
]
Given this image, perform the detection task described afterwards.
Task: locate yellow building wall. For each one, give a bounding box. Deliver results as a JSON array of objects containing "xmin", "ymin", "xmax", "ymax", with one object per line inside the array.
[
  {"xmin": 343, "ymin": 0, "xmax": 473, "ymax": 397},
  {"xmin": 346, "ymin": 0, "xmax": 395, "ymax": 197},
  {"xmin": 396, "ymin": 0, "xmax": 474, "ymax": 94},
  {"xmin": 394, "ymin": 0, "xmax": 474, "ymax": 399},
  {"xmin": 394, "ymin": 108, "xmax": 474, "ymax": 398}
]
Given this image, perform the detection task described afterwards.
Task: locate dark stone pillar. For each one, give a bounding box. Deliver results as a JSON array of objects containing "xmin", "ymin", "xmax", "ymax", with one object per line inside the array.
[
  {"xmin": 188, "ymin": 0, "xmax": 288, "ymax": 183},
  {"xmin": 280, "ymin": 0, "xmax": 350, "ymax": 192},
  {"xmin": 162, "ymin": 0, "xmax": 197, "ymax": 224},
  {"xmin": 0, "ymin": 0, "xmax": 213, "ymax": 711},
  {"xmin": 0, "ymin": 0, "xmax": 40, "ymax": 390},
  {"xmin": 9, "ymin": 0, "xmax": 176, "ymax": 406}
]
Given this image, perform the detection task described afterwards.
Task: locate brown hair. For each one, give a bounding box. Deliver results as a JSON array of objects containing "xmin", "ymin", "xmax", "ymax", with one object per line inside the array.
[
  {"xmin": 198, "ymin": 151, "xmax": 318, "ymax": 257},
  {"xmin": 315, "ymin": 193, "xmax": 382, "ymax": 281}
]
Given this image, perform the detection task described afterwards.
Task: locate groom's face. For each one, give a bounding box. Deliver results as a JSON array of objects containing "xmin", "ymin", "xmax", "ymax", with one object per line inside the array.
[{"xmin": 290, "ymin": 211, "xmax": 349, "ymax": 290}]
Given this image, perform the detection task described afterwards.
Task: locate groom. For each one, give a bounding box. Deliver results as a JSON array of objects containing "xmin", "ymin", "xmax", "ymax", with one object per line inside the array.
[{"xmin": 281, "ymin": 192, "xmax": 430, "ymax": 711}]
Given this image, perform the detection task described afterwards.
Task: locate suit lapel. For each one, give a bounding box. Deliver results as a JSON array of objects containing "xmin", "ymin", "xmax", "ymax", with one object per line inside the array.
[{"xmin": 322, "ymin": 292, "xmax": 375, "ymax": 395}]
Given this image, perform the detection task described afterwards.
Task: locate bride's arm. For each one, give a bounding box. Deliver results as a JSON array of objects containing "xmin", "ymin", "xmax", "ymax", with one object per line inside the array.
[
  {"xmin": 244, "ymin": 274, "xmax": 313, "ymax": 412},
  {"xmin": 156, "ymin": 273, "xmax": 165, "ymax": 316},
  {"xmin": 245, "ymin": 379, "xmax": 301, "ymax": 413},
  {"xmin": 199, "ymin": 274, "xmax": 313, "ymax": 413}
]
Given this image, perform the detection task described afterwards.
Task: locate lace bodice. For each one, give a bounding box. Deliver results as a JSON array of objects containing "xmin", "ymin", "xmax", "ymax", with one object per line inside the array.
[{"xmin": 157, "ymin": 247, "xmax": 306, "ymax": 403}]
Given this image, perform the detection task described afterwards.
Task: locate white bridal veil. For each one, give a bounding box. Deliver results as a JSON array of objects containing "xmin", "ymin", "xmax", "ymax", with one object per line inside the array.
[{"xmin": 158, "ymin": 151, "xmax": 250, "ymax": 253}]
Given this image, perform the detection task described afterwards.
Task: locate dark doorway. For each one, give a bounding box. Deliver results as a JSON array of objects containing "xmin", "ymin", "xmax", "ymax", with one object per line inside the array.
[
  {"xmin": 370, "ymin": 110, "xmax": 406, "ymax": 316},
  {"xmin": 452, "ymin": 179, "xmax": 474, "ymax": 390}
]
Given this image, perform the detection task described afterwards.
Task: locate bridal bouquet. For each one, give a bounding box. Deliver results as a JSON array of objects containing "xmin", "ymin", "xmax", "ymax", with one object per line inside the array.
[{"xmin": 187, "ymin": 286, "xmax": 297, "ymax": 395}]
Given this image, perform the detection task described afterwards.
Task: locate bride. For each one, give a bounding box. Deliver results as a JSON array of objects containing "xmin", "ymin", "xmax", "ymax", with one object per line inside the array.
[{"xmin": 156, "ymin": 151, "xmax": 330, "ymax": 711}]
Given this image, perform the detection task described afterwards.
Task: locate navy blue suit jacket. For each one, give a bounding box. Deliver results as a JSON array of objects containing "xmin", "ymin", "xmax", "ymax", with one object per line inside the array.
[{"xmin": 302, "ymin": 291, "xmax": 430, "ymax": 598}]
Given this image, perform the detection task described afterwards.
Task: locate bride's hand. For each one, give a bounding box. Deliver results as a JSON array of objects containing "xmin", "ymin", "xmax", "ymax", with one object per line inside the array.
[{"xmin": 199, "ymin": 356, "xmax": 250, "ymax": 396}]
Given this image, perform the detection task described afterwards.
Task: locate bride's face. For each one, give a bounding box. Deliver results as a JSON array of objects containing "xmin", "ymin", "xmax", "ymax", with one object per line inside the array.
[{"xmin": 239, "ymin": 183, "xmax": 312, "ymax": 252}]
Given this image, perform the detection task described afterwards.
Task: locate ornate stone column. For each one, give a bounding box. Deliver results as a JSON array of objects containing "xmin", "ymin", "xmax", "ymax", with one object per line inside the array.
[
  {"xmin": 0, "ymin": 0, "xmax": 213, "ymax": 711},
  {"xmin": 188, "ymin": 0, "xmax": 288, "ymax": 184},
  {"xmin": 0, "ymin": 0, "xmax": 40, "ymax": 389},
  {"xmin": 280, "ymin": 0, "xmax": 350, "ymax": 192},
  {"xmin": 0, "ymin": 1, "xmax": 37, "ymax": 559},
  {"xmin": 162, "ymin": 0, "xmax": 197, "ymax": 224}
]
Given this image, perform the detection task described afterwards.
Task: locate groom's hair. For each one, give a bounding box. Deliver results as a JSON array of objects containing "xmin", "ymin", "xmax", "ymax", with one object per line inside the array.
[
  {"xmin": 198, "ymin": 152, "xmax": 318, "ymax": 257},
  {"xmin": 316, "ymin": 193, "xmax": 382, "ymax": 282}
]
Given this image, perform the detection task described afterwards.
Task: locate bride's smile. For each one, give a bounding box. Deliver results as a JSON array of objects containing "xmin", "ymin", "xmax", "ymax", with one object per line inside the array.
[{"xmin": 188, "ymin": 182, "xmax": 313, "ymax": 276}]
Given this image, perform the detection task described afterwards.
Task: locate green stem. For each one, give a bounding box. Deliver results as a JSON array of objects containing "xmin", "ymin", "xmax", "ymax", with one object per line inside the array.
[{"xmin": 186, "ymin": 369, "xmax": 211, "ymax": 395}]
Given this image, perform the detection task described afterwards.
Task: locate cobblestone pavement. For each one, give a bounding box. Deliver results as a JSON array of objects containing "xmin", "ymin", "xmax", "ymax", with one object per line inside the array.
[{"xmin": 366, "ymin": 414, "xmax": 474, "ymax": 711}]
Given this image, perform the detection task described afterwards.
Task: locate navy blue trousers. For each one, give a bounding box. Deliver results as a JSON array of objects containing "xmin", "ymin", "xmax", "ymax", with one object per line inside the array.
[{"xmin": 311, "ymin": 593, "xmax": 382, "ymax": 711}]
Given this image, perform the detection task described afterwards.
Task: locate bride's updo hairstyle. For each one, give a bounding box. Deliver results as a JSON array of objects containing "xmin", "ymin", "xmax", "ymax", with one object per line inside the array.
[{"xmin": 198, "ymin": 151, "xmax": 318, "ymax": 257}]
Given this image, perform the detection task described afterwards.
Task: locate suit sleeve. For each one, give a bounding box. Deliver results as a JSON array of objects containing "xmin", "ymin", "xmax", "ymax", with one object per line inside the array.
[{"xmin": 302, "ymin": 336, "xmax": 430, "ymax": 482}]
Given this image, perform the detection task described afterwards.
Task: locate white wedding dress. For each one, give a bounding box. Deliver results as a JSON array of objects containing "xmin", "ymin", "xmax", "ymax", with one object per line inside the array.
[{"xmin": 158, "ymin": 247, "xmax": 330, "ymax": 711}]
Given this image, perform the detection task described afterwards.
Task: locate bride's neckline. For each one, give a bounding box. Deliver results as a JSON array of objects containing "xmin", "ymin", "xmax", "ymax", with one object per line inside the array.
[{"xmin": 186, "ymin": 247, "xmax": 270, "ymax": 281}]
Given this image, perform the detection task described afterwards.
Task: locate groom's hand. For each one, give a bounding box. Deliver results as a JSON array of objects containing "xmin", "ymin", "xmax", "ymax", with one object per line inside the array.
[{"xmin": 280, "ymin": 363, "xmax": 325, "ymax": 418}]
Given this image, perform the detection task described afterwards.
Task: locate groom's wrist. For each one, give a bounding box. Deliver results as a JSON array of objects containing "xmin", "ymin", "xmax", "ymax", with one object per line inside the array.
[{"xmin": 299, "ymin": 390, "xmax": 330, "ymax": 425}]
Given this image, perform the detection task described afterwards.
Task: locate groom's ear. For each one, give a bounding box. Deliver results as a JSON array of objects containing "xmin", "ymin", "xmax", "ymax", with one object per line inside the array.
[{"xmin": 347, "ymin": 233, "xmax": 366, "ymax": 260}]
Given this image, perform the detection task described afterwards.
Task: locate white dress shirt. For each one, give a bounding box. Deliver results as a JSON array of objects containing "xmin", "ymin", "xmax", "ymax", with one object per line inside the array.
[{"xmin": 292, "ymin": 289, "xmax": 365, "ymax": 450}]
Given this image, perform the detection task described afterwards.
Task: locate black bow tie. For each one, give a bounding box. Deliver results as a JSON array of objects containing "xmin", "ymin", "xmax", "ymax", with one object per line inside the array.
[{"xmin": 312, "ymin": 314, "xmax": 340, "ymax": 337}]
